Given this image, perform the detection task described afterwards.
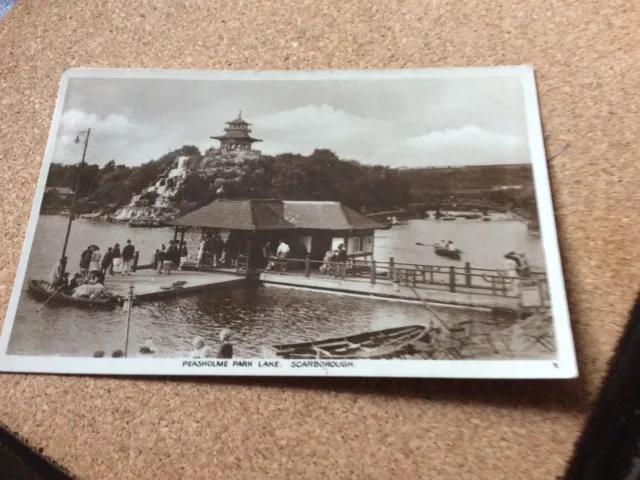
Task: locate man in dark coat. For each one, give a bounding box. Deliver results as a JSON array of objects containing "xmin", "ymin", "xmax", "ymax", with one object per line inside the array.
[
  {"xmin": 121, "ymin": 239, "xmax": 135, "ymax": 276},
  {"xmin": 101, "ymin": 247, "xmax": 114, "ymax": 275}
]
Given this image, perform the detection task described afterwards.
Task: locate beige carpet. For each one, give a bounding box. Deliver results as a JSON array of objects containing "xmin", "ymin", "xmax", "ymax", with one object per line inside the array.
[{"xmin": 0, "ymin": 1, "xmax": 638, "ymax": 478}]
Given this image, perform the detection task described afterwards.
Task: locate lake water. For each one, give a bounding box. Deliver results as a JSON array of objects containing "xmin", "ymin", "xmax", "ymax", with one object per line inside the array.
[{"xmin": 6, "ymin": 214, "xmax": 548, "ymax": 358}]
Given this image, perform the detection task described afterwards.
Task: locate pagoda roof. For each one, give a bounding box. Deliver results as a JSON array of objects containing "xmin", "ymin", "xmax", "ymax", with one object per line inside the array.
[
  {"xmin": 168, "ymin": 200, "xmax": 384, "ymax": 232},
  {"xmin": 211, "ymin": 132, "xmax": 262, "ymax": 142},
  {"xmin": 226, "ymin": 110, "xmax": 250, "ymax": 125}
]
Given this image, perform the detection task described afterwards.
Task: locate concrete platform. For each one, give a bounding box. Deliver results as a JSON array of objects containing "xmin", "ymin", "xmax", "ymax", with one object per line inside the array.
[{"xmin": 104, "ymin": 269, "xmax": 246, "ymax": 302}]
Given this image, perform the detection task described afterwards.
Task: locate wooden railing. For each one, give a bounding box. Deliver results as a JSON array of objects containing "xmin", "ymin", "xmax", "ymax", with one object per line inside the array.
[{"xmin": 253, "ymin": 255, "xmax": 549, "ymax": 300}]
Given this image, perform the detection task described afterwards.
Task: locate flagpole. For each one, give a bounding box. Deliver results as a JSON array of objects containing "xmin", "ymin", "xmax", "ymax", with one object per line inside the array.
[{"xmin": 60, "ymin": 128, "xmax": 91, "ymax": 277}]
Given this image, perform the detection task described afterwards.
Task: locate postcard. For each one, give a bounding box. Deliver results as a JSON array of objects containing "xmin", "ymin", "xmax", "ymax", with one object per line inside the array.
[{"xmin": 0, "ymin": 66, "xmax": 577, "ymax": 378}]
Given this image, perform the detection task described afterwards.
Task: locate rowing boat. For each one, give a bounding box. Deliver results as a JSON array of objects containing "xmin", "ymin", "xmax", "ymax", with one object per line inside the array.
[
  {"xmin": 27, "ymin": 279, "xmax": 121, "ymax": 309},
  {"xmin": 262, "ymin": 325, "xmax": 429, "ymax": 359},
  {"xmin": 434, "ymin": 246, "xmax": 462, "ymax": 260}
]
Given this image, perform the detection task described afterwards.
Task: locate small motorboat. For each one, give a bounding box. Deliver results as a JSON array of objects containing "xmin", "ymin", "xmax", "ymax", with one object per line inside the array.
[
  {"xmin": 27, "ymin": 279, "xmax": 121, "ymax": 309},
  {"xmin": 482, "ymin": 217, "xmax": 491, "ymax": 221},
  {"xmin": 434, "ymin": 246, "xmax": 462, "ymax": 260},
  {"xmin": 262, "ymin": 325, "xmax": 429, "ymax": 360},
  {"xmin": 441, "ymin": 217, "xmax": 456, "ymax": 221},
  {"xmin": 462, "ymin": 214, "xmax": 482, "ymax": 220}
]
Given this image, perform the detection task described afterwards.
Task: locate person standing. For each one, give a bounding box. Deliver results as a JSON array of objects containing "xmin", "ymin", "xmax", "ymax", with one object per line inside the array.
[
  {"xmin": 214, "ymin": 233, "xmax": 224, "ymax": 267},
  {"xmin": 151, "ymin": 249, "xmax": 160, "ymax": 270},
  {"xmin": 179, "ymin": 241, "xmax": 188, "ymax": 270},
  {"xmin": 503, "ymin": 252, "xmax": 521, "ymax": 296},
  {"xmin": 164, "ymin": 240, "xmax": 178, "ymax": 275},
  {"xmin": 111, "ymin": 243, "xmax": 121, "ymax": 275},
  {"xmin": 79, "ymin": 246, "xmax": 92, "ymax": 278},
  {"xmin": 276, "ymin": 239, "xmax": 290, "ymax": 273},
  {"xmin": 101, "ymin": 247, "xmax": 114, "ymax": 276},
  {"xmin": 89, "ymin": 246, "xmax": 102, "ymax": 276},
  {"xmin": 156, "ymin": 244, "xmax": 166, "ymax": 274},
  {"xmin": 121, "ymin": 239, "xmax": 135, "ymax": 276},
  {"xmin": 197, "ymin": 236, "xmax": 206, "ymax": 267},
  {"xmin": 263, "ymin": 242, "xmax": 273, "ymax": 270},
  {"xmin": 335, "ymin": 243, "xmax": 347, "ymax": 279},
  {"xmin": 49, "ymin": 256, "xmax": 66, "ymax": 288}
]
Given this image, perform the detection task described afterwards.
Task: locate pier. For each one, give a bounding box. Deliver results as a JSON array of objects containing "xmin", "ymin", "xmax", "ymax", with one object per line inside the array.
[
  {"xmin": 253, "ymin": 257, "xmax": 549, "ymax": 311},
  {"xmin": 104, "ymin": 269, "xmax": 246, "ymax": 302},
  {"xmin": 192, "ymin": 255, "xmax": 549, "ymax": 312}
]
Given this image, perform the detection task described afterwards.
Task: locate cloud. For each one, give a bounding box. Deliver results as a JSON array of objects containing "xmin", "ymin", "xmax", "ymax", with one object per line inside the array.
[
  {"xmin": 59, "ymin": 109, "xmax": 155, "ymax": 138},
  {"xmin": 54, "ymin": 110, "xmax": 156, "ymax": 163},
  {"xmin": 251, "ymin": 107, "xmax": 529, "ymax": 167},
  {"xmin": 374, "ymin": 125, "xmax": 529, "ymax": 167},
  {"xmin": 253, "ymin": 104, "xmax": 393, "ymax": 157}
]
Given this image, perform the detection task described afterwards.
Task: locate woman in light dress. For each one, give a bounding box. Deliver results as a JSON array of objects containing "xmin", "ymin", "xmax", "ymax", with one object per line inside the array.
[
  {"xmin": 89, "ymin": 246, "xmax": 102, "ymax": 274},
  {"xmin": 503, "ymin": 251, "xmax": 522, "ymax": 296}
]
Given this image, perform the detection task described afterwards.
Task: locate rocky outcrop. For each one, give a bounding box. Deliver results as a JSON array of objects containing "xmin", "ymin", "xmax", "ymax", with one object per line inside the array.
[{"xmin": 113, "ymin": 148, "xmax": 261, "ymax": 220}]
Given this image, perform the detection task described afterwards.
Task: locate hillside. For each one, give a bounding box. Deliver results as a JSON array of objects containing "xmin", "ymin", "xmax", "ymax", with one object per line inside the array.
[{"xmin": 43, "ymin": 145, "xmax": 535, "ymax": 217}]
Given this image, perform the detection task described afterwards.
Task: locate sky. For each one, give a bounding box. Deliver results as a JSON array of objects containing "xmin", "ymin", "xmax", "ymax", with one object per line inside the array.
[{"xmin": 52, "ymin": 73, "xmax": 533, "ymax": 168}]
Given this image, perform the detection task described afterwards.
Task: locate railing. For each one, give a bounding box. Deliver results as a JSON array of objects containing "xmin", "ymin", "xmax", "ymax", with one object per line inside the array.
[{"xmin": 254, "ymin": 255, "xmax": 549, "ymax": 300}]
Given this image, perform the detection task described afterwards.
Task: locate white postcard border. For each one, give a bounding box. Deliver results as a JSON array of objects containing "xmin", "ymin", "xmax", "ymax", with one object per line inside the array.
[{"xmin": 0, "ymin": 66, "xmax": 578, "ymax": 379}]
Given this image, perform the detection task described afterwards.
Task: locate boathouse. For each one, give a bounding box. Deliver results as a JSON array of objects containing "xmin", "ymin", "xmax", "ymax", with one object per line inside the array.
[{"xmin": 167, "ymin": 199, "xmax": 384, "ymax": 267}]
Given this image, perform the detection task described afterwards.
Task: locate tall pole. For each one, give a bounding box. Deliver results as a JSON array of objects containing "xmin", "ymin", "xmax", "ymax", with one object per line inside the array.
[
  {"xmin": 60, "ymin": 128, "xmax": 91, "ymax": 277},
  {"xmin": 124, "ymin": 283, "xmax": 134, "ymax": 358}
]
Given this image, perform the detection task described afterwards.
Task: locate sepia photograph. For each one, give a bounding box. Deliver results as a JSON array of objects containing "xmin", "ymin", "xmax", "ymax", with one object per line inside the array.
[{"xmin": 0, "ymin": 67, "xmax": 576, "ymax": 378}]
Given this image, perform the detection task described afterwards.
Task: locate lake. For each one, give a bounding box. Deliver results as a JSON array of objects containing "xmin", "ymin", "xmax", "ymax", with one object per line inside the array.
[{"xmin": 6, "ymin": 214, "xmax": 548, "ymax": 358}]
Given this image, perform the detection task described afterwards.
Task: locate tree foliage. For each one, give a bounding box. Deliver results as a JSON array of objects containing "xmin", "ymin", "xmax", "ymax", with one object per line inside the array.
[{"xmin": 44, "ymin": 144, "xmax": 534, "ymax": 216}]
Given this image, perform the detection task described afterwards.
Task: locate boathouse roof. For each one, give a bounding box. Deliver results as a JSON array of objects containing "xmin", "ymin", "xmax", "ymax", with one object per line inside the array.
[{"xmin": 168, "ymin": 199, "xmax": 384, "ymax": 232}]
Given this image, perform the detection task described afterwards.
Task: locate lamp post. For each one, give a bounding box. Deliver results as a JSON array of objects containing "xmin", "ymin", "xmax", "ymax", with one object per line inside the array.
[{"xmin": 59, "ymin": 128, "xmax": 91, "ymax": 278}]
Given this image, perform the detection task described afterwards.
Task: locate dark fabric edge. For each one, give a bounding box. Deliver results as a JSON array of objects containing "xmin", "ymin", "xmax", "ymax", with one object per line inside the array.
[{"xmin": 0, "ymin": 422, "xmax": 74, "ymax": 479}]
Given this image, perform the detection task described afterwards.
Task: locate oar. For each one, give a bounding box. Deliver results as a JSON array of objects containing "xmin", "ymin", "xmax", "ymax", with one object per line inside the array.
[
  {"xmin": 407, "ymin": 286, "xmax": 451, "ymax": 335},
  {"xmin": 36, "ymin": 285, "xmax": 64, "ymax": 313}
]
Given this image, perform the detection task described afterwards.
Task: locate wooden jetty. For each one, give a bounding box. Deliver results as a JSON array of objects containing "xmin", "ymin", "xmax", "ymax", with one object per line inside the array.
[
  {"xmin": 104, "ymin": 270, "xmax": 246, "ymax": 302},
  {"xmin": 255, "ymin": 256, "xmax": 550, "ymax": 312}
]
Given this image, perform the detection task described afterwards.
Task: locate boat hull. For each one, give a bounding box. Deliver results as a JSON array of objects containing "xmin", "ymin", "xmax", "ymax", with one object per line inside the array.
[
  {"xmin": 27, "ymin": 279, "xmax": 121, "ymax": 309},
  {"xmin": 263, "ymin": 325, "xmax": 430, "ymax": 360},
  {"xmin": 434, "ymin": 247, "xmax": 462, "ymax": 260}
]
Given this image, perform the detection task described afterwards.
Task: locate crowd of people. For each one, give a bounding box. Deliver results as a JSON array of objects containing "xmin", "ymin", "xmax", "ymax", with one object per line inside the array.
[
  {"xmin": 194, "ymin": 231, "xmax": 247, "ymax": 268},
  {"xmin": 319, "ymin": 244, "xmax": 348, "ymax": 278},
  {"xmin": 48, "ymin": 239, "xmax": 138, "ymax": 300},
  {"xmin": 151, "ymin": 240, "xmax": 188, "ymax": 274}
]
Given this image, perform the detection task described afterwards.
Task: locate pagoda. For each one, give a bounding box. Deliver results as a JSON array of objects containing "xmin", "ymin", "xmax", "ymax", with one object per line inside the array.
[{"xmin": 211, "ymin": 111, "xmax": 262, "ymax": 152}]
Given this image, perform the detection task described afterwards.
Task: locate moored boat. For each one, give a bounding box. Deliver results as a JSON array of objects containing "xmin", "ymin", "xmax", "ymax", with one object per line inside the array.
[
  {"xmin": 27, "ymin": 279, "xmax": 122, "ymax": 309},
  {"xmin": 129, "ymin": 218, "xmax": 165, "ymax": 228},
  {"xmin": 262, "ymin": 325, "xmax": 429, "ymax": 359},
  {"xmin": 434, "ymin": 246, "xmax": 462, "ymax": 260},
  {"xmin": 441, "ymin": 216, "xmax": 456, "ymax": 221}
]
